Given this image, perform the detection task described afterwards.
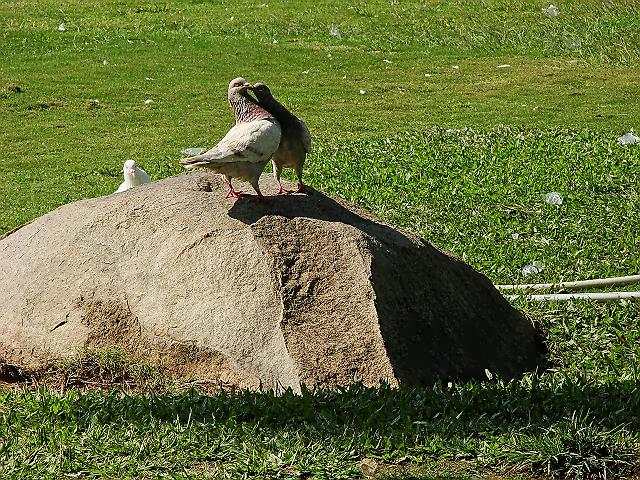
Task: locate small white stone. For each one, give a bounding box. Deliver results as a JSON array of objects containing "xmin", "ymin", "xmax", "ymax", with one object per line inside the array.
[
  {"xmin": 102, "ymin": 59, "xmax": 108, "ymax": 66},
  {"xmin": 144, "ymin": 99, "xmax": 153, "ymax": 105},
  {"xmin": 522, "ymin": 261, "xmax": 544, "ymax": 276},
  {"xmin": 545, "ymin": 4, "xmax": 559, "ymax": 16},
  {"xmin": 383, "ymin": 59, "xmax": 392, "ymax": 64},
  {"xmin": 359, "ymin": 89, "xmax": 366, "ymax": 95},
  {"xmin": 452, "ymin": 65, "xmax": 460, "ymax": 69},
  {"xmin": 58, "ymin": 23, "xmax": 66, "ymax": 32},
  {"xmin": 617, "ymin": 132, "xmax": 640, "ymax": 145},
  {"xmin": 497, "ymin": 64, "xmax": 511, "ymax": 68},
  {"xmin": 272, "ymin": 38, "xmax": 278, "ymax": 44},
  {"xmin": 545, "ymin": 192, "xmax": 563, "ymax": 205}
]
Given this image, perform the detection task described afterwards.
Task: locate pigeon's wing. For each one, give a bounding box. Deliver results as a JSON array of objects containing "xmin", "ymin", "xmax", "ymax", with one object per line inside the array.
[
  {"xmin": 217, "ymin": 120, "xmax": 282, "ymax": 162},
  {"xmin": 116, "ymin": 181, "xmax": 129, "ymax": 193},
  {"xmin": 298, "ymin": 118, "xmax": 311, "ymax": 153},
  {"xmin": 136, "ymin": 167, "xmax": 152, "ymax": 183},
  {"xmin": 181, "ymin": 119, "xmax": 281, "ymax": 168}
]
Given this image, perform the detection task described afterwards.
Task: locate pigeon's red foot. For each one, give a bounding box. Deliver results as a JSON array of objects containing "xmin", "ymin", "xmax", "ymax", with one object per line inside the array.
[
  {"xmin": 226, "ymin": 188, "xmax": 244, "ymax": 198},
  {"xmin": 277, "ymin": 186, "xmax": 296, "ymax": 195}
]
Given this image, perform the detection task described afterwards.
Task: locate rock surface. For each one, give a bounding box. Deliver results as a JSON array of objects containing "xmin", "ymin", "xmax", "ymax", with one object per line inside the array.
[{"xmin": 0, "ymin": 173, "xmax": 542, "ymax": 391}]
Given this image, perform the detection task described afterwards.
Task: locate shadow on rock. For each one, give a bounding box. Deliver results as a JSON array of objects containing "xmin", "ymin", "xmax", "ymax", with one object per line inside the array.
[{"xmin": 229, "ymin": 188, "xmax": 546, "ymax": 384}]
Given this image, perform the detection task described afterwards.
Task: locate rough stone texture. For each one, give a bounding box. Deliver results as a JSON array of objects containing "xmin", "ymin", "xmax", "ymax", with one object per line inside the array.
[{"xmin": 0, "ymin": 173, "xmax": 542, "ymax": 392}]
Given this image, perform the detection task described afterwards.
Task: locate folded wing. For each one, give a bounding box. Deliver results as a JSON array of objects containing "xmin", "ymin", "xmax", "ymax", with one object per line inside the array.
[{"xmin": 180, "ymin": 119, "xmax": 281, "ymax": 168}]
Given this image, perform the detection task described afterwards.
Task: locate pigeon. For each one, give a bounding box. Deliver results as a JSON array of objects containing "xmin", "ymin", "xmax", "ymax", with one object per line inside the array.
[
  {"xmin": 180, "ymin": 77, "xmax": 282, "ymax": 200},
  {"xmin": 116, "ymin": 159, "xmax": 152, "ymax": 193},
  {"xmin": 251, "ymin": 82, "xmax": 311, "ymax": 194}
]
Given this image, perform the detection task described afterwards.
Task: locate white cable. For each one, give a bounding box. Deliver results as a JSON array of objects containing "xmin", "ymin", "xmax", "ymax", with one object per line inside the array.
[
  {"xmin": 496, "ymin": 274, "xmax": 640, "ymax": 291},
  {"xmin": 506, "ymin": 291, "xmax": 640, "ymax": 302}
]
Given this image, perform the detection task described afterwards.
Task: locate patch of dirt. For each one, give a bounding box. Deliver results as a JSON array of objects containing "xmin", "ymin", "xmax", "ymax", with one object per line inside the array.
[
  {"xmin": 0, "ymin": 350, "xmax": 252, "ymax": 394},
  {"xmin": 0, "ymin": 356, "xmax": 154, "ymax": 393},
  {"xmin": 0, "ymin": 361, "xmax": 30, "ymax": 384},
  {"xmin": 27, "ymin": 100, "xmax": 64, "ymax": 111},
  {"xmin": 84, "ymin": 99, "xmax": 101, "ymax": 109},
  {"xmin": 0, "ymin": 82, "xmax": 23, "ymax": 98}
]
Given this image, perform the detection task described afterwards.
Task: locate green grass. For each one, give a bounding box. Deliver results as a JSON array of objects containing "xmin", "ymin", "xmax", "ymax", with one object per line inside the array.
[
  {"xmin": 1, "ymin": 0, "xmax": 639, "ymax": 231},
  {"xmin": 311, "ymin": 128, "xmax": 640, "ymax": 284},
  {"xmin": 1, "ymin": 0, "xmax": 640, "ymax": 478},
  {"xmin": 2, "ymin": 335, "xmax": 640, "ymax": 479}
]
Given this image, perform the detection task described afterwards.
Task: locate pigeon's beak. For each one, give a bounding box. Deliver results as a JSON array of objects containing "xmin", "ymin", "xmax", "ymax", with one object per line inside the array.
[{"xmin": 130, "ymin": 170, "xmax": 136, "ymax": 177}]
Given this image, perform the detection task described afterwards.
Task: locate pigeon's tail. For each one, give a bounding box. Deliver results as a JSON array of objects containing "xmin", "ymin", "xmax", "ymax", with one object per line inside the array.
[{"xmin": 180, "ymin": 153, "xmax": 213, "ymax": 169}]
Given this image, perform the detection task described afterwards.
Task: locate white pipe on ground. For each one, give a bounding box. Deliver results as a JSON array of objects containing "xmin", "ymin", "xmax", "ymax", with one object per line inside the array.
[
  {"xmin": 496, "ymin": 274, "xmax": 640, "ymax": 291},
  {"xmin": 507, "ymin": 291, "xmax": 640, "ymax": 302}
]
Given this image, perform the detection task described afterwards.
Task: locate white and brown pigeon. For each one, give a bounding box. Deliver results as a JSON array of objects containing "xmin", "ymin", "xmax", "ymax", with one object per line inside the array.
[
  {"xmin": 180, "ymin": 77, "xmax": 282, "ymax": 200},
  {"xmin": 250, "ymin": 83, "xmax": 311, "ymax": 194},
  {"xmin": 115, "ymin": 159, "xmax": 152, "ymax": 193}
]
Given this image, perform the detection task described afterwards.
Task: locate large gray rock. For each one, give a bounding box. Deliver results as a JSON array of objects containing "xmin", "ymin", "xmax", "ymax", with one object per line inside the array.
[{"xmin": 0, "ymin": 173, "xmax": 542, "ymax": 391}]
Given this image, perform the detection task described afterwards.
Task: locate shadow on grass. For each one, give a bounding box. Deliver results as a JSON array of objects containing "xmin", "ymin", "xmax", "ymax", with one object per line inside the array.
[
  {"xmin": 28, "ymin": 377, "xmax": 639, "ymax": 435},
  {"xmin": 3, "ymin": 378, "xmax": 639, "ymax": 479}
]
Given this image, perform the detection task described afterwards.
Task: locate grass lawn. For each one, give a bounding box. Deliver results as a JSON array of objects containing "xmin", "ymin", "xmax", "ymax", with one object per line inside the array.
[{"xmin": 1, "ymin": 0, "xmax": 640, "ymax": 478}]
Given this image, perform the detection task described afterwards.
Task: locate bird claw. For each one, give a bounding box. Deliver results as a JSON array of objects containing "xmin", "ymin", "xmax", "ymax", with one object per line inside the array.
[
  {"xmin": 277, "ymin": 186, "xmax": 296, "ymax": 195},
  {"xmin": 296, "ymin": 183, "xmax": 310, "ymax": 194},
  {"xmin": 226, "ymin": 189, "xmax": 244, "ymax": 198}
]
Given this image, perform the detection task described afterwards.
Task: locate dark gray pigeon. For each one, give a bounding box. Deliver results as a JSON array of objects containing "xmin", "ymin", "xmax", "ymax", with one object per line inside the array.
[
  {"xmin": 250, "ymin": 83, "xmax": 311, "ymax": 194},
  {"xmin": 180, "ymin": 77, "xmax": 281, "ymax": 200}
]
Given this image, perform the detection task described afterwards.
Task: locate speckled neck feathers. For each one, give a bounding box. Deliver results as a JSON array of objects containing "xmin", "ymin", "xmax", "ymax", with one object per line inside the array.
[{"xmin": 230, "ymin": 92, "xmax": 274, "ymax": 123}]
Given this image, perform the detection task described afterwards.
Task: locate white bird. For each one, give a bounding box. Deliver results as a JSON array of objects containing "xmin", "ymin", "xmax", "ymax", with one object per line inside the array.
[
  {"xmin": 251, "ymin": 82, "xmax": 311, "ymax": 194},
  {"xmin": 116, "ymin": 160, "xmax": 152, "ymax": 193},
  {"xmin": 180, "ymin": 77, "xmax": 282, "ymax": 201}
]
